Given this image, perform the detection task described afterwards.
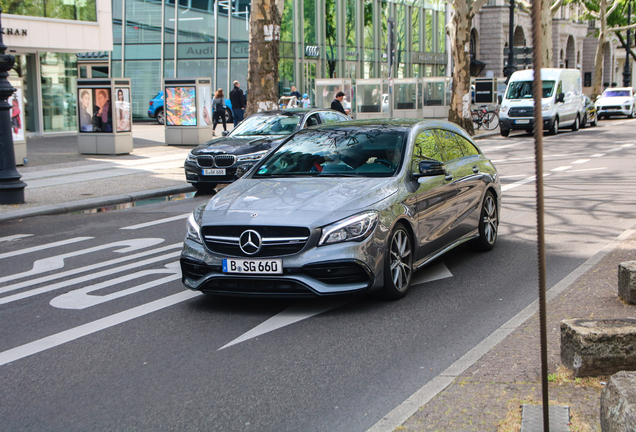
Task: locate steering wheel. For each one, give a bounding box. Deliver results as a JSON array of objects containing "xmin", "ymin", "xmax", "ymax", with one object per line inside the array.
[{"xmin": 374, "ymin": 159, "xmax": 395, "ymax": 169}]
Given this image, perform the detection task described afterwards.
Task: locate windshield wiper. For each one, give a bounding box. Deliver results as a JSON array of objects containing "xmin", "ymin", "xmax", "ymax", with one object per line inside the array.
[{"xmin": 317, "ymin": 173, "xmax": 361, "ymax": 177}]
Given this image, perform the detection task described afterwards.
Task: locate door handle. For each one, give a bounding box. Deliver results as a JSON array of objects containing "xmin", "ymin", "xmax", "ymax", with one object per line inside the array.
[{"xmin": 472, "ymin": 165, "xmax": 479, "ymax": 174}]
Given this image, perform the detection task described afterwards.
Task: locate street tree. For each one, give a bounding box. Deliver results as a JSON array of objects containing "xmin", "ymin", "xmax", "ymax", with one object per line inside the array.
[{"xmin": 246, "ymin": 0, "xmax": 282, "ymax": 116}]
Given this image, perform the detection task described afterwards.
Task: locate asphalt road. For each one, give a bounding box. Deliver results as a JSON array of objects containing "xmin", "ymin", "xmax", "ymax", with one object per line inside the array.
[{"xmin": 1, "ymin": 118, "xmax": 635, "ymax": 432}]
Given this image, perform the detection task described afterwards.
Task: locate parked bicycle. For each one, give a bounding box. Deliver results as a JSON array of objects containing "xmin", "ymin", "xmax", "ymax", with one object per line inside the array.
[{"xmin": 471, "ymin": 106, "xmax": 499, "ymax": 131}]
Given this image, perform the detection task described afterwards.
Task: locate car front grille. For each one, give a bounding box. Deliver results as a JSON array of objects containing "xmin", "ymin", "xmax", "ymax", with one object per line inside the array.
[
  {"xmin": 200, "ymin": 277, "xmax": 315, "ymax": 297},
  {"xmin": 196, "ymin": 154, "xmax": 237, "ymax": 168},
  {"xmin": 508, "ymin": 107, "xmax": 534, "ymax": 118},
  {"xmin": 202, "ymin": 226, "xmax": 311, "ymax": 257},
  {"xmin": 598, "ymin": 105, "xmax": 621, "ymax": 111}
]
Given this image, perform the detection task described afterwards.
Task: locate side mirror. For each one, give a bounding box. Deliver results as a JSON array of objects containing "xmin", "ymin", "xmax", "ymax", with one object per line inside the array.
[
  {"xmin": 415, "ymin": 160, "xmax": 446, "ymax": 178},
  {"xmin": 222, "ymin": 131, "xmax": 230, "ymax": 137},
  {"xmin": 557, "ymin": 92, "xmax": 565, "ymax": 103},
  {"xmin": 497, "ymin": 95, "xmax": 503, "ymax": 105}
]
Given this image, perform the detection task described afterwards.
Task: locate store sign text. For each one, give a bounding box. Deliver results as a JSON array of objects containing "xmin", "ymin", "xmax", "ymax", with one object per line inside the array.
[{"xmin": 2, "ymin": 28, "xmax": 27, "ymax": 36}]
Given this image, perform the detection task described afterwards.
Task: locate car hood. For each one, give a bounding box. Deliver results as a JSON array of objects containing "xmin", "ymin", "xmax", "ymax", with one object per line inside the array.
[
  {"xmin": 201, "ymin": 177, "xmax": 398, "ymax": 227},
  {"xmin": 192, "ymin": 135, "xmax": 286, "ymax": 156},
  {"xmin": 596, "ymin": 97, "xmax": 632, "ymax": 106}
]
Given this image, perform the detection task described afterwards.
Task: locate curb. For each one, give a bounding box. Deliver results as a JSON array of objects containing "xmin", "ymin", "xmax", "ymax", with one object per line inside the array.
[{"xmin": 0, "ymin": 184, "xmax": 196, "ymax": 223}]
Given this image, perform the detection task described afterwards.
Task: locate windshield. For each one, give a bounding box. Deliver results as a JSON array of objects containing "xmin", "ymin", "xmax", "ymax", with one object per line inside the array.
[
  {"xmin": 506, "ymin": 80, "xmax": 555, "ymax": 99},
  {"xmin": 602, "ymin": 90, "xmax": 631, "ymax": 98},
  {"xmin": 253, "ymin": 129, "xmax": 406, "ymax": 178},
  {"xmin": 231, "ymin": 114, "xmax": 303, "ymax": 136}
]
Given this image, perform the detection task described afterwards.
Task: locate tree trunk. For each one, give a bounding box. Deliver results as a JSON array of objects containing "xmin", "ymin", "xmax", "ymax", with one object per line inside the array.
[
  {"xmin": 592, "ymin": 0, "xmax": 608, "ymax": 100},
  {"xmin": 541, "ymin": 0, "xmax": 553, "ymax": 67},
  {"xmin": 246, "ymin": 0, "xmax": 281, "ymax": 117},
  {"xmin": 447, "ymin": 2, "xmax": 474, "ymax": 135}
]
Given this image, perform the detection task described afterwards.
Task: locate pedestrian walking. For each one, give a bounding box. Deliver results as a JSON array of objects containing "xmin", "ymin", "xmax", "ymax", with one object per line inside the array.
[
  {"xmin": 229, "ymin": 80, "xmax": 246, "ymax": 127},
  {"xmin": 331, "ymin": 91, "xmax": 346, "ymax": 114},
  {"xmin": 212, "ymin": 88, "xmax": 227, "ymax": 135}
]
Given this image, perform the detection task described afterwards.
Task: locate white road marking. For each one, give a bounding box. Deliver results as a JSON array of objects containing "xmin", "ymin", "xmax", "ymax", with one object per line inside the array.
[
  {"xmin": 590, "ymin": 153, "xmax": 605, "ymax": 157},
  {"xmin": 499, "ymin": 175, "xmax": 527, "ymax": 179},
  {"xmin": 571, "ymin": 159, "xmax": 590, "ymax": 164},
  {"xmin": 411, "ymin": 263, "xmax": 453, "ymax": 286},
  {"xmin": 551, "ymin": 166, "xmax": 571, "ymax": 172},
  {"xmin": 501, "ymin": 173, "xmax": 551, "ymax": 192},
  {"xmin": 121, "ymin": 214, "xmax": 190, "ymax": 230},
  {"xmin": 0, "ymin": 290, "xmax": 201, "ymax": 367},
  {"xmin": 0, "ymin": 250, "xmax": 181, "ymax": 304},
  {"xmin": 50, "ymin": 262, "xmax": 181, "ymax": 310},
  {"xmin": 0, "ymin": 234, "xmax": 33, "ymax": 243},
  {"xmin": 0, "ymin": 237, "xmax": 93, "ymax": 260},
  {"xmin": 621, "ymin": 143, "xmax": 634, "ymax": 147},
  {"xmin": 0, "ymin": 238, "xmax": 164, "ymax": 285},
  {"xmin": 219, "ymin": 299, "xmax": 351, "ymax": 350},
  {"xmin": 564, "ymin": 167, "xmax": 607, "ymax": 174},
  {"xmin": 609, "ymin": 148, "xmax": 623, "ymax": 152}
]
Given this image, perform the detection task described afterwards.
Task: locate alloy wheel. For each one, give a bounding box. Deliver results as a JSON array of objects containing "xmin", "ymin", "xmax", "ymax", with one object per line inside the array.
[
  {"xmin": 389, "ymin": 228, "xmax": 412, "ymax": 293},
  {"xmin": 482, "ymin": 194, "xmax": 498, "ymax": 246}
]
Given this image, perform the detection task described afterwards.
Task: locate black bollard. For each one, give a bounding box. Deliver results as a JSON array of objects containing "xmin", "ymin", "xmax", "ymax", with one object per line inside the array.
[{"xmin": 0, "ymin": 7, "xmax": 26, "ymax": 204}]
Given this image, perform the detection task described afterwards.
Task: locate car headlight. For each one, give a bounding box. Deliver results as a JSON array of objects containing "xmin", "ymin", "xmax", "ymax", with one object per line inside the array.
[
  {"xmin": 500, "ymin": 106, "xmax": 508, "ymax": 114},
  {"xmin": 542, "ymin": 103, "xmax": 550, "ymax": 111},
  {"xmin": 185, "ymin": 203, "xmax": 206, "ymax": 244},
  {"xmin": 186, "ymin": 153, "xmax": 197, "ymax": 163},
  {"xmin": 237, "ymin": 150, "xmax": 268, "ymax": 162},
  {"xmin": 319, "ymin": 211, "xmax": 379, "ymax": 246}
]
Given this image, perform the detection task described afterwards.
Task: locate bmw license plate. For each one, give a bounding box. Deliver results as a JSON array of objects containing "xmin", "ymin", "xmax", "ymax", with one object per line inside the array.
[
  {"xmin": 515, "ymin": 119, "xmax": 530, "ymax": 124},
  {"xmin": 222, "ymin": 259, "xmax": 283, "ymax": 274},
  {"xmin": 201, "ymin": 168, "xmax": 226, "ymax": 176}
]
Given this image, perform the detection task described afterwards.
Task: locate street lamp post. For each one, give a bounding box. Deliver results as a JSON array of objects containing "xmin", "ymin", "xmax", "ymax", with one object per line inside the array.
[
  {"xmin": 504, "ymin": 0, "xmax": 516, "ymax": 81},
  {"xmin": 623, "ymin": 2, "xmax": 632, "ymax": 88},
  {"xmin": 0, "ymin": 7, "xmax": 26, "ymax": 204}
]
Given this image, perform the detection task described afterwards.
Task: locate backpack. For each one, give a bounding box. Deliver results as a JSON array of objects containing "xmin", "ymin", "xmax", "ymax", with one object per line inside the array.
[{"xmin": 215, "ymin": 99, "xmax": 224, "ymax": 112}]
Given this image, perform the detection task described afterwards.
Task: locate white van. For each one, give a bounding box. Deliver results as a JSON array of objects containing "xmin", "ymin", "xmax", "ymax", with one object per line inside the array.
[{"xmin": 499, "ymin": 68, "xmax": 585, "ymax": 137}]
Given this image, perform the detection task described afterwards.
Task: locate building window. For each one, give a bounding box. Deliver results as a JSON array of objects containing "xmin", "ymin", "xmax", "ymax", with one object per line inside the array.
[{"xmin": 5, "ymin": 0, "xmax": 97, "ymax": 21}]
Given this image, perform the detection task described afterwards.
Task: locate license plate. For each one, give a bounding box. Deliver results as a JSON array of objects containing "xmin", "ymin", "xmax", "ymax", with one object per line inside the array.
[
  {"xmin": 608, "ymin": 109, "xmax": 617, "ymax": 112},
  {"xmin": 515, "ymin": 119, "xmax": 530, "ymax": 124},
  {"xmin": 222, "ymin": 258, "xmax": 283, "ymax": 274},
  {"xmin": 201, "ymin": 168, "xmax": 226, "ymax": 176}
]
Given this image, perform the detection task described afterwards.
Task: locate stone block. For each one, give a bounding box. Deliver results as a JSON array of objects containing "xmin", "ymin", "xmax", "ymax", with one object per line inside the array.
[
  {"xmin": 600, "ymin": 371, "xmax": 636, "ymax": 432},
  {"xmin": 561, "ymin": 319, "xmax": 636, "ymax": 377},
  {"xmin": 618, "ymin": 261, "xmax": 636, "ymax": 304}
]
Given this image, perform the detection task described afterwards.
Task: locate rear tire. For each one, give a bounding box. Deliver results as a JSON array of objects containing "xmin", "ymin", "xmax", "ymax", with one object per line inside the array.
[
  {"xmin": 192, "ymin": 183, "xmax": 217, "ymax": 194},
  {"xmin": 225, "ymin": 107, "xmax": 234, "ymax": 123},
  {"xmin": 469, "ymin": 191, "xmax": 498, "ymax": 252},
  {"xmin": 156, "ymin": 108, "xmax": 165, "ymax": 125},
  {"xmin": 591, "ymin": 114, "xmax": 598, "ymax": 127},
  {"xmin": 380, "ymin": 223, "xmax": 413, "ymax": 300}
]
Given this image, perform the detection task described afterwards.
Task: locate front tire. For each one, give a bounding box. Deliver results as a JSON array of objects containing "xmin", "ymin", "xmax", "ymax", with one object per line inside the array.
[
  {"xmin": 629, "ymin": 105, "xmax": 635, "ymax": 119},
  {"xmin": 500, "ymin": 128, "xmax": 510, "ymax": 137},
  {"xmin": 469, "ymin": 191, "xmax": 498, "ymax": 252},
  {"xmin": 548, "ymin": 117, "xmax": 559, "ymax": 135},
  {"xmin": 580, "ymin": 114, "xmax": 587, "ymax": 129},
  {"xmin": 156, "ymin": 108, "xmax": 165, "ymax": 125},
  {"xmin": 482, "ymin": 112, "xmax": 499, "ymax": 131},
  {"xmin": 225, "ymin": 107, "xmax": 233, "ymax": 123},
  {"xmin": 571, "ymin": 115, "xmax": 579, "ymax": 131},
  {"xmin": 380, "ymin": 223, "xmax": 413, "ymax": 300}
]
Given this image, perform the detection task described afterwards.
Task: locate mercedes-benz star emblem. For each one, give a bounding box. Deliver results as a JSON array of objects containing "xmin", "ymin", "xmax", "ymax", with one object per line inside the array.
[{"xmin": 239, "ymin": 230, "xmax": 262, "ymax": 255}]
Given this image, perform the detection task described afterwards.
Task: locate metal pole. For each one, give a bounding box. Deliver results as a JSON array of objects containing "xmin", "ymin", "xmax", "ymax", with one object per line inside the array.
[
  {"xmin": 0, "ymin": 7, "xmax": 27, "ymax": 205},
  {"xmin": 623, "ymin": 2, "xmax": 632, "ymax": 88},
  {"xmin": 530, "ymin": 0, "xmax": 549, "ymax": 429},
  {"xmin": 504, "ymin": 0, "xmax": 516, "ymax": 81}
]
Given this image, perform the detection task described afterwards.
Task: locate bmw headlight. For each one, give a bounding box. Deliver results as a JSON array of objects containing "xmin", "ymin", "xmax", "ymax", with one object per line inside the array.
[
  {"xmin": 319, "ymin": 211, "xmax": 379, "ymax": 246},
  {"xmin": 237, "ymin": 150, "xmax": 268, "ymax": 162},
  {"xmin": 186, "ymin": 152, "xmax": 197, "ymax": 163},
  {"xmin": 186, "ymin": 203, "xmax": 206, "ymax": 244}
]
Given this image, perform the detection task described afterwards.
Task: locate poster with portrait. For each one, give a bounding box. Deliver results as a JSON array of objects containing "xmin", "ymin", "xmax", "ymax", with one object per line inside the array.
[
  {"xmin": 166, "ymin": 86, "xmax": 197, "ymax": 126},
  {"xmin": 10, "ymin": 88, "xmax": 24, "ymax": 142},
  {"xmin": 91, "ymin": 88, "xmax": 113, "ymax": 133},
  {"xmin": 198, "ymin": 85, "xmax": 212, "ymax": 127},
  {"xmin": 115, "ymin": 88, "xmax": 132, "ymax": 132},
  {"xmin": 78, "ymin": 88, "xmax": 94, "ymax": 132}
]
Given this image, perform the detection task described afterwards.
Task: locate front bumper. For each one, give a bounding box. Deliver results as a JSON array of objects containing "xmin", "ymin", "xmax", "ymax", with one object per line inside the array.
[
  {"xmin": 499, "ymin": 115, "xmax": 556, "ymax": 131},
  {"xmin": 596, "ymin": 107, "xmax": 631, "ymax": 117},
  {"xmin": 184, "ymin": 160, "xmax": 245, "ymax": 184},
  {"xmin": 179, "ymin": 224, "xmax": 389, "ymax": 297}
]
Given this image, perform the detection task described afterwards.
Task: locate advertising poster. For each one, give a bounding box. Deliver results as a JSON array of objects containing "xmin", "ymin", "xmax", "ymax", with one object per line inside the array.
[
  {"xmin": 10, "ymin": 88, "xmax": 24, "ymax": 141},
  {"xmin": 198, "ymin": 85, "xmax": 212, "ymax": 127},
  {"xmin": 115, "ymin": 88, "xmax": 132, "ymax": 132},
  {"xmin": 92, "ymin": 88, "xmax": 113, "ymax": 132},
  {"xmin": 166, "ymin": 86, "xmax": 197, "ymax": 126},
  {"xmin": 78, "ymin": 88, "xmax": 94, "ymax": 132}
]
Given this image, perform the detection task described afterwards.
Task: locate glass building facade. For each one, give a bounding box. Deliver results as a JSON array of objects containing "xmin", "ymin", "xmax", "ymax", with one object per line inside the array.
[{"xmin": 110, "ymin": 0, "xmax": 448, "ymax": 119}]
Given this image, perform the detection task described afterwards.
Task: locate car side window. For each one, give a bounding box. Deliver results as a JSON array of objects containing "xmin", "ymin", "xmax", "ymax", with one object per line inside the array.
[
  {"xmin": 304, "ymin": 114, "xmax": 321, "ymax": 128},
  {"xmin": 321, "ymin": 111, "xmax": 344, "ymax": 124},
  {"xmin": 337, "ymin": 114, "xmax": 349, "ymax": 121},
  {"xmin": 557, "ymin": 81, "xmax": 563, "ymax": 95},
  {"xmin": 432, "ymin": 129, "xmax": 463, "ymax": 162},
  {"xmin": 412, "ymin": 130, "xmax": 442, "ymax": 171},
  {"xmin": 455, "ymin": 134, "xmax": 480, "ymax": 157}
]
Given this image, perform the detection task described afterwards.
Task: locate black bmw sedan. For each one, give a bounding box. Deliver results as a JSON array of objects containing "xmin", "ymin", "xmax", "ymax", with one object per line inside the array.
[{"xmin": 184, "ymin": 108, "xmax": 351, "ymax": 193}]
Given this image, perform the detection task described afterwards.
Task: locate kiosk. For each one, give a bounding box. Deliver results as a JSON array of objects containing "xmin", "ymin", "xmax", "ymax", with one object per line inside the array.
[
  {"xmin": 355, "ymin": 79, "xmax": 389, "ymax": 119},
  {"xmin": 392, "ymin": 78, "xmax": 422, "ymax": 118},
  {"xmin": 164, "ymin": 77, "xmax": 214, "ymax": 145},
  {"xmin": 422, "ymin": 77, "xmax": 451, "ymax": 118},
  {"xmin": 315, "ymin": 79, "xmax": 353, "ymax": 115},
  {"xmin": 9, "ymin": 79, "xmax": 26, "ymax": 165},
  {"xmin": 77, "ymin": 78, "xmax": 133, "ymax": 154}
]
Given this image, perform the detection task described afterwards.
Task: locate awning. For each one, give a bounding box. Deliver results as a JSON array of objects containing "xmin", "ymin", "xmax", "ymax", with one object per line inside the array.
[{"xmin": 471, "ymin": 57, "xmax": 486, "ymax": 77}]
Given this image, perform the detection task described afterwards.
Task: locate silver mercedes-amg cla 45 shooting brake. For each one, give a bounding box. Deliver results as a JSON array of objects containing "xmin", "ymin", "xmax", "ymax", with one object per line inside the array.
[{"xmin": 180, "ymin": 119, "xmax": 501, "ymax": 299}]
